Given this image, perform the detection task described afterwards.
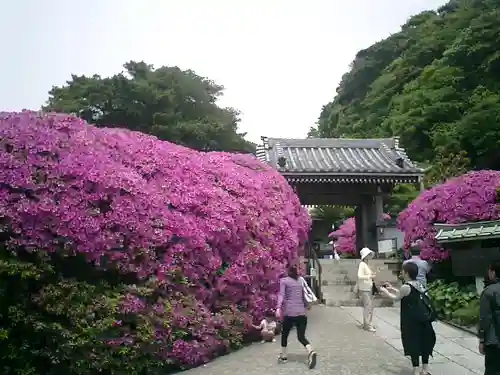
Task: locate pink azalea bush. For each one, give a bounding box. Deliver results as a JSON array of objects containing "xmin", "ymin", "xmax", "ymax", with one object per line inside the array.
[
  {"xmin": 330, "ymin": 218, "xmax": 356, "ymax": 255},
  {"xmin": 397, "ymin": 171, "xmax": 500, "ymax": 260},
  {"xmin": 0, "ymin": 111, "xmax": 310, "ymax": 373},
  {"xmin": 329, "ymin": 213, "xmax": 391, "ymax": 255}
]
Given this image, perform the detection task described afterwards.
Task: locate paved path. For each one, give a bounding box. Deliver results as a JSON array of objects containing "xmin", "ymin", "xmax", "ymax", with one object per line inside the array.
[
  {"xmin": 182, "ymin": 306, "xmax": 484, "ymax": 375},
  {"xmin": 343, "ymin": 306, "xmax": 484, "ymax": 374}
]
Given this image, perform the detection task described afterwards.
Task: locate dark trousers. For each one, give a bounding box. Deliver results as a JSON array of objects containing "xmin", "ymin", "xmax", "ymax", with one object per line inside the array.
[
  {"xmin": 281, "ymin": 315, "xmax": 310, "ymax": 347},
  {"xmin": 410, "ymin": 354, "xmax": 429, "ymax": 367},
  {"xmin": 485, "ymin": 345, "xmax": 500, "ymax": 375}
]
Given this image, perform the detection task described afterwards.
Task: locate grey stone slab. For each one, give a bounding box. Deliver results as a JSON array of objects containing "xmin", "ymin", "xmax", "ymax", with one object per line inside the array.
[
  {"xmin": 342, "ymin": 306, "xmax": 394, "ymax": 327},
  {"xmin": 453, "ymin": 336, "xmax": 481, "ymax": 352},
  {"xmin": 434, "ymin": 321, "xmax": 474, "ymax": 338},
  {"xmin": 375, "ymin": 321, "xmax": 402, "ymax": 340},
  {"xmin": 373, "ymin": 307, "xmax": 401, "ymax": 327},
  {"xmin": 425, "ymin": 361, "xmax": 477, "ymax": 375},
  {"xmin": 434, "ymin": 337, "xmax": 477, "ymax": 356},
  {"xmin": 341, "ymin": 306, "xmax": 363, "ymax": 323},
  {"xmin": 385, "ymin": 338, "xmax": 404, "ymax": 353},
  {"xmin": 431, "ymin": 352, "xmax": 450, "ymax": 363},
  {"xmin": 449, "ymin": 354, "xmax": 484, "ymax": 374}
]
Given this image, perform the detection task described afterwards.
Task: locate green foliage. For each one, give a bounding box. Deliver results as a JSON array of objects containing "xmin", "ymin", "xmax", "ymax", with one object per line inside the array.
[
  {"xmin": 43, "ymin": 61, "xmax": 255, "ymax": 153},
  {"xmin": 309, "ymin": 205, "xmax": 354, "ymax": 229},
  {"xmin": 427, "ymin": 280, "xmax": 478, "ymax": 323},
  {"xmin": 0, "ymin": 249, "xmax": 162, "ymax": 375},
  {"xmin": 313, "ymin": 0, "xmax": 500, "ymax": 179},
  {"xmin": 451, "ymin": 298, "xmax": 480, "ymax": 327},
  {"xmin": 424, "ymin": 150, "xmax": 471, "ymax": 187},
  {"xmin": 0, "ymin": 247, "xmax": 249, "ymax": 374},
  {"xmin": 384, "ymin": 184, "xmax": 420, "ymax": 216}
]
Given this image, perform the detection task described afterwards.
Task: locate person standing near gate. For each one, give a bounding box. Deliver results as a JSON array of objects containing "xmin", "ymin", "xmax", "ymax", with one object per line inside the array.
[
  {"xmin": 479, "ymin": 260, "xmax": 500, "ymax": 374},
  {"xmin": 403, "ymin": 249, "xmax": 431, "ymax": 290},
  {"xmin": 357, "ymin": 247, "xmax": 376, "ymax": 332}
]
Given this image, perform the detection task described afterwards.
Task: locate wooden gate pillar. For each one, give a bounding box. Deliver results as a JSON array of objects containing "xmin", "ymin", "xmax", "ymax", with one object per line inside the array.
[
  {"xmin": 355, "ymin": 205, "xmax": 364, "ymax": 255},
  {"xmin": 365, "ymin": 198, "xmax": 379, "ymax": 253},
  {"xmin": 356, "ymin": 197, "xmax": 379, "ymax": 254}
]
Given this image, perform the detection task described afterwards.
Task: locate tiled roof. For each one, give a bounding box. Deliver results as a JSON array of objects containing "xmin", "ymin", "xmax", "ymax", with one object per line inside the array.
[
  {"xmin": 256, "ymin": 137, "xmax": 424, "ymax": 183},
  {"xmin": 434, "ymin": 221, "xmax": 500, "ymax": 243}
]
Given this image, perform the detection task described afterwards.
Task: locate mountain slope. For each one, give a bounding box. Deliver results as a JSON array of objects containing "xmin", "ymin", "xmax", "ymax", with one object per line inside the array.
[{"xmin": 313, "ymin": 0, "xmax": 500, "ymax": 171}]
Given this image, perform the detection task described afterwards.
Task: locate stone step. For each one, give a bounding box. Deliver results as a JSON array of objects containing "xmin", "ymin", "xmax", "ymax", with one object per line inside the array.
[
  {"xmin": 324, "ymin": 298, "xmax": 394, "ymax": 308},
  {"xmin": 317, "ymin": 259, "xmax": 401, "ymax": 301},
  {"xmin": 321, "ymin": 268, "xmax": 396, "ymax": 275},
  {"xmin": 320, "ymin": 281, "xmax": 399, "ymax": 289},
  {"xmin": 321, "ymin": 273, "xmax": 399, "ymax": 283},
  {"xmin": 320, "ymin": 266, "xmax": 397, "ymax": 274},
  {"xmin": 320, "ymin": 281, "xmax": 397, "ymax": 308},
  {"xmin": 321, "ymin": 280, "xmax": 357, "ymax": 286}
]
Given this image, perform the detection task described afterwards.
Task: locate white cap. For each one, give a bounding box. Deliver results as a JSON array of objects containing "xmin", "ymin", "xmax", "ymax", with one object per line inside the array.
[{"xmin": 360, "ymin": 247, "xmax": 373, "ymax": 260}]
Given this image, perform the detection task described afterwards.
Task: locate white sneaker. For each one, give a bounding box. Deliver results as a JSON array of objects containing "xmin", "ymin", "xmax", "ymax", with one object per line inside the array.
[
  {"xmin": 272, "ymin": 338, "xmax": 276, "ymax": 342},
  {"xmin": 261, "ymin": 340, "xmax": 265, "ymax": 344},
  {"xmin": 364, "ymin": 326, "xmax": 376, "ymax": 332}
]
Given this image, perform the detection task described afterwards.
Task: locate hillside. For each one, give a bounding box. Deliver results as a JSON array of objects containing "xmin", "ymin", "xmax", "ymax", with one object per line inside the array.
[{"xmin": 312, "ymin": 0, "xmax": 500, "ymax": 178}]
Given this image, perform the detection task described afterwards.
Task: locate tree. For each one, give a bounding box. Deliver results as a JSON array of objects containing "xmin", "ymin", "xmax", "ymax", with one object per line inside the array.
[
  {"xmin": 312, "ymin": 0, "xmax": 500, "ymax": 172},
  {"xmin": 309, "ymin": 205, "xmax": 354, "ymax": 229},
  {"xmin": 385, "ymin": 184, "xmax": 420, "ymax": 216},
  {"xmin": 44, "ymin": 61, "xmax": 255, "ymax": 153},
  {"xmin": 424, "ymin": 150, "xmax": 471, "ymax": 187}
]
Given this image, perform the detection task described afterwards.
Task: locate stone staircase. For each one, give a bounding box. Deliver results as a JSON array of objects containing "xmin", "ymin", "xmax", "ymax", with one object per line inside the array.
[{"xmin": 317, "ymin": 258, "xmax": 401, "ymax": 307}]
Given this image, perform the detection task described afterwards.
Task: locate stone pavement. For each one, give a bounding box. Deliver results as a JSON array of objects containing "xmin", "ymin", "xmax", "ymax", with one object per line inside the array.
[
  {"xmin": 182, "ymin": 305, "xmax": 485, "ymax": 375},
  {"xmin": 343, "ymin": 306, "xmax": 484, "ymax": 374}
]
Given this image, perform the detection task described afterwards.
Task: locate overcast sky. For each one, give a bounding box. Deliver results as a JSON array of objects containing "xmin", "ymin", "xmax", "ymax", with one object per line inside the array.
[{"xmin": 1, "ymin": 0, "xmax": 445, "ymax": 144}]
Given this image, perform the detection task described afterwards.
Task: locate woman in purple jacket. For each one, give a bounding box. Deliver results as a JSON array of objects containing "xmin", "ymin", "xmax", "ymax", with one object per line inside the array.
[{"xmin": 276, "ymin": 265, "xmax": 317, "ymax": 369}]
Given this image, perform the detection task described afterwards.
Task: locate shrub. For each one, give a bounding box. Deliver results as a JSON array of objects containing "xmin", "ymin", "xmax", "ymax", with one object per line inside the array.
[
  {"xmin": 451, "ymin": 299, "xmax": 480, "ymax": 327},
  {"xmin": 397, "ymin": 171, "xmax": 500, "ymax": 260},
  {"xmin": 330, "ymin": 218, "xmax": 356, "ymax": 255},
  {"xmin": 329, "ymin": 213, "xmax": 391, "ymax": 255},
  {"xmin": 0, "ymin": 111, "xmax": 310, "ymax": 374},
  {"xmin": 427, "ymin": 280, "xmax": 478, "ymax": 322}
]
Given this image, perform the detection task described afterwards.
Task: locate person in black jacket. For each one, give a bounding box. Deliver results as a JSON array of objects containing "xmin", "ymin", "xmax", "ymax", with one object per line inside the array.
[{"xmin": 479, "ymin": 260, "xmax": 500, "ymax": 375}]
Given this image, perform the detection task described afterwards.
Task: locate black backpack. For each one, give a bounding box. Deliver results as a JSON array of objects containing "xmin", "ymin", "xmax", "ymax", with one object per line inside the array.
[{"xmin": 409, "ymin": 284, "xmax": 437, "ymax": 323}]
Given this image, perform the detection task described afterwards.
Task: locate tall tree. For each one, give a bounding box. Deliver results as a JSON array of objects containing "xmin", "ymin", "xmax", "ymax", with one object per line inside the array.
[
  {"xmin": 312, "ymin": 0, "xmax": 500, "ymax": 171},
  {"xmin": 310, "ymin": 206, "xmax": 355, "ymax": 229},
  {"xmin": 44, "ymin": 61, "xmax": 255, "ymax": 153}
]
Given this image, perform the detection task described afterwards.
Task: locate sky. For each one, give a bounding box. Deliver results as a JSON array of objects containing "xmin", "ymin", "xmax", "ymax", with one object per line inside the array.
[{"xmin": 1, "ymin": 0, "xmax": 446, "ymax": 144}]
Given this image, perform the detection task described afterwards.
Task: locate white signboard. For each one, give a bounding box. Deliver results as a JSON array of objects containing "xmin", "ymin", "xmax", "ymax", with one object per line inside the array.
[{"xmin": 378, "ymin": 239, "xmax": 395, "ymax": 254}]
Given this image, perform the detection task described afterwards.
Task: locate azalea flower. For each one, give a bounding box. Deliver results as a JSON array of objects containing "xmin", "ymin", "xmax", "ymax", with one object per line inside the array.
[{"xmin": 0, "ymin": 111, "xmax": 311, "ymax": 368}]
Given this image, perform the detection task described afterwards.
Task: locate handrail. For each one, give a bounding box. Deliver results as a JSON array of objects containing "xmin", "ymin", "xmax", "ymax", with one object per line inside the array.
[
  {"xmin": 313, "ymin": 250, "xmax": 323, "ymax": 302},
  {"xmin": 306, "ymin": 242, "xmax": 323, "ymax": 302}
]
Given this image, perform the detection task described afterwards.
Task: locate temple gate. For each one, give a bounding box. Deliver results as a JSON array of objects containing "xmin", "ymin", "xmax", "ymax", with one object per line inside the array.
[{"xmin": 256, "ymin": 136, "xmax": 425, "ymax": 253}]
